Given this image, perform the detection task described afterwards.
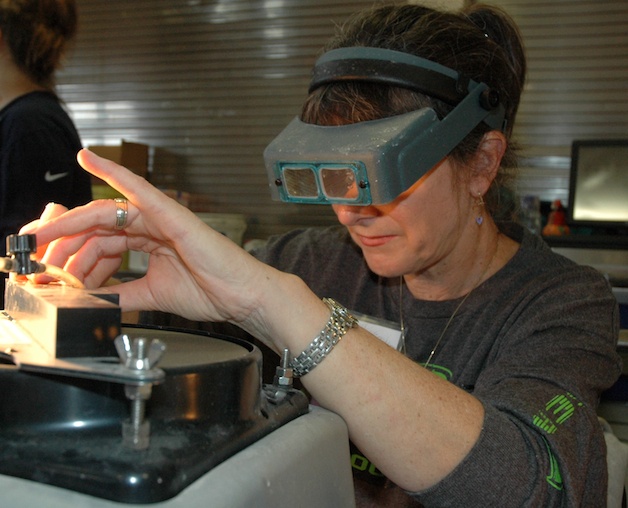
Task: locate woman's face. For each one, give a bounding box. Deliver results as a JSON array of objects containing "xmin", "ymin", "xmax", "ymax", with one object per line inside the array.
[{"xmin": 332, "ymin": 158, "xmax": 470, "ymax": 278}]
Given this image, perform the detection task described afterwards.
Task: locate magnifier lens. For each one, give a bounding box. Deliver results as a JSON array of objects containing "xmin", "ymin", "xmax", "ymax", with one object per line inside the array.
[
  {"xmin": 283, "ymin": 167, "xmax": 318, "ymax": 198},
  {"xmin": 321, "ymin": 167, "xmax": 359, "ymax": 201}
]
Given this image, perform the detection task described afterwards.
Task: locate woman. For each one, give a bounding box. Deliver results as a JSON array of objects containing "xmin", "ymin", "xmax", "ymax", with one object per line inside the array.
[
  {"xmin": 22, "ymin": 4, "xmax": 620, "ymax": 507},
  {"xmin": 0, "ymin": 0, "xmax": 92, "ymax": 306}
]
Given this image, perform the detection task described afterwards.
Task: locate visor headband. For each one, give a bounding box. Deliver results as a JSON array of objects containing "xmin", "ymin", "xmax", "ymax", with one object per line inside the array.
[
  {"xmin": 262, "ymin": 48, "xmax": 508, "ymax": 207},
  {"xmin": 310, "ymin": 47, "xmax": 490, "ymax": 108}
]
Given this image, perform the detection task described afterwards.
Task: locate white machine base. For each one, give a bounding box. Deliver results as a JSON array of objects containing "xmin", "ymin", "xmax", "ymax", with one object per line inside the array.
[{"xmin": 0, "ymin": 406, "xmax": 356, "ymax": 508}]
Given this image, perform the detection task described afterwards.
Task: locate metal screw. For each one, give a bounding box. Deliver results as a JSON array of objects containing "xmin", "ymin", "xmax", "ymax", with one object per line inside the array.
[{"xmin": 114, "ymin": 335, "xmax": 166, "ymax": 450}]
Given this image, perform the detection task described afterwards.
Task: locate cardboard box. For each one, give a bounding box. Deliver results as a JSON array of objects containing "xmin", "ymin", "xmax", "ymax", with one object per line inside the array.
[
  {"xmin": 88, "ymin": 140, "xmax": 149, "ymax": 180},
  {"xmin": 151, "ymin": 146, "xmax": 182, "ymax": 188}
]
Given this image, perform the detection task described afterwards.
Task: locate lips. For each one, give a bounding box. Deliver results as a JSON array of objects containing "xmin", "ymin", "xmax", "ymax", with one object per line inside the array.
[{"xmin": 355, "ymin": 234, "xmax": 396, "ymax": 248}]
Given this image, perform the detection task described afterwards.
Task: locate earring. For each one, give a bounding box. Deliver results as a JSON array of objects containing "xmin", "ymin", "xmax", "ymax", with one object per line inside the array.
[{"xmin": 476, "ymin": 192, "xmax": 485, "ymax": 225}]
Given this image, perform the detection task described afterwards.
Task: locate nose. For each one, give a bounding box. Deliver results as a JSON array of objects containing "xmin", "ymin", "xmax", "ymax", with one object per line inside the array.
[{"xmin": 332, "ymin": 204, "xmax": 378, "ymax": 226}]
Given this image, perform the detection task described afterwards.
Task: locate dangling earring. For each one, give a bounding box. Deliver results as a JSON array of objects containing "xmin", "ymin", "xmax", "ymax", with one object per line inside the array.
[{"xmin": 476, "ymin": 192, "xmax": 485, "ymax": 225}]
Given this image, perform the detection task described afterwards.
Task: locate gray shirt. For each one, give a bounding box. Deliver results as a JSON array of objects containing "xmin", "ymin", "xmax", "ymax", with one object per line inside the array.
[{"xmin": 255, "ymin": 223, "xmax": 621, "ymax": 507}]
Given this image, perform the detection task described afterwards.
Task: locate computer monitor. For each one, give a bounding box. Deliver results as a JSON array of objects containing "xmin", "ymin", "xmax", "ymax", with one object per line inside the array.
[{"xmin": 567, "ymin": 139, "xmax": 628, "ymax": 231}]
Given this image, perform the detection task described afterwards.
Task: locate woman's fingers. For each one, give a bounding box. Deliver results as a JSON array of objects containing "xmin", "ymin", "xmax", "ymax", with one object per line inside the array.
[
  {"xmin": 62, "ymin": 234, "xmax": 131, "ymax": 284},
  {"xmin": 82, "ymin": 256, "xmax": 127, "ymax": 289},
  {"xmin": 20, "ymin": 148, "xmax": 150, "ymax": 245},
  {"xmin": 16, "ymin": 203, "xmax": 69, "ymax": 259},
  {"xmin": 40, "ymin": 202, "xmax": 69, "ymax": 221},
  {"xmin": 21, "ymin": 199, "xmax": 126, "ymax": 248},
  {"xmin": 13, "ymin": 148, "xmax": 260, "ymax": 322},
  {"xmin": 77, "ymin": 149, "xmax": 162, "ymax": 211}
]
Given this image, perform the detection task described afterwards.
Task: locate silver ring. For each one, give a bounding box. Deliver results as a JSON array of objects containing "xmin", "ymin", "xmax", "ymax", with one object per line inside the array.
[{"xmin": 114, "ymin": 198, "xmax": 128, "ymax": 230}]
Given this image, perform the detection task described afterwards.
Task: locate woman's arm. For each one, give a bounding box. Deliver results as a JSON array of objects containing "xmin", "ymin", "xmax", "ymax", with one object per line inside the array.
[{"xmin": 23, "ymin": 149, "xmax": 486, "ymax": 491}]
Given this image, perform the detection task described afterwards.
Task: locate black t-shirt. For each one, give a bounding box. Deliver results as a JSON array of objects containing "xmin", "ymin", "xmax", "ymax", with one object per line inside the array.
[{"xmin": 0, "ymin": 91, "xmax": 92, "ymax": 306}]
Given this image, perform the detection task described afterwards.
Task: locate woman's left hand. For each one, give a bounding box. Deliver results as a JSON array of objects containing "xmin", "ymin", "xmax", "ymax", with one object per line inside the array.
[{"xmin": 20, "ymin": 149, "xmax": 289, "ymax": 327}]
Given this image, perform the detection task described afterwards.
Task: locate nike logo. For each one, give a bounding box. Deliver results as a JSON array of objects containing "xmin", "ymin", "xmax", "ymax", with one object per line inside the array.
[{"xmin": 44, "ymin": 171, "xmax": 70, "ymax": 182}]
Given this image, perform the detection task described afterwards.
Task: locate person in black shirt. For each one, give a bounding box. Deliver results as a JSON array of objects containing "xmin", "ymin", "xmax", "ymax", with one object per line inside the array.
[{"xmin": 0, "ymin": 0, "xmax": 91, "ymax": 307}]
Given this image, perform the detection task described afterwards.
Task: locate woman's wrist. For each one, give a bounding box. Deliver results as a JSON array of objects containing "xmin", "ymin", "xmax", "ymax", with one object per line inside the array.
[
  {"xmin": 239, "ymin": 269, "xmax": 331, "ymax": 356},
  {"xmin": 290, "ymin": 298, "xmax": 359, "ymax": 377}
]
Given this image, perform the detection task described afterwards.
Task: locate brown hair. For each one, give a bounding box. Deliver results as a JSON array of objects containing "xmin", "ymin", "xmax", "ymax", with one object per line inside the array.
[
  {"xmin": 0, "ymin": 0, "xmax": 77, "ymax": 90},
  {"xmin": 301, "ymin": 3, "xmax": 526, "ymax": 220}
]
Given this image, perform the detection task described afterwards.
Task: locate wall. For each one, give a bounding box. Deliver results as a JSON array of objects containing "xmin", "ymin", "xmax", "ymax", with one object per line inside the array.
[
  {"xmin": 496, "ymin": 0, "xmax": 628, "ymax": 203},
  {"xmin": 62, "ymin": 0, "xmax": 384, "ymax": 240},
  {"xmin": 58, "ymin": 1, "xmax": 628, "ymax": 240}
]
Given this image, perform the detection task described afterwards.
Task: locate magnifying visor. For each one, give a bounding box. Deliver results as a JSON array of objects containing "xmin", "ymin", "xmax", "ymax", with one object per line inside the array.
[{"xmin": 264, "ymin": 47, "xmax": 506, "ymax": 205}]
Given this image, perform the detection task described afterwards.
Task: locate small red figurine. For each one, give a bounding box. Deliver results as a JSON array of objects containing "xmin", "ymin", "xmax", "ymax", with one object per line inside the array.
[{"xmin": 543, "ymin": 199, "xmax": 571, "ymax": 236}]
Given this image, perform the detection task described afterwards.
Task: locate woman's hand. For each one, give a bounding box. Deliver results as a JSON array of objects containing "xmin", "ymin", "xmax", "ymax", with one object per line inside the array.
[{"xmin": 20, "ymin": 149, "xmax": 277, "ymax": 325}]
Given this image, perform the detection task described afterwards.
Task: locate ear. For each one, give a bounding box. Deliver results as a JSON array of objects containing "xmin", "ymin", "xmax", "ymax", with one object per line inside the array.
[{"xmin": 467, "ymin": 130, "xmax": 507, "ymax": 197}]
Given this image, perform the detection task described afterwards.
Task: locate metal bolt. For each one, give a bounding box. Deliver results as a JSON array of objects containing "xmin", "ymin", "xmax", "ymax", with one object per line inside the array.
[{"xmin": 114, "ymin": 335, "xmax": 165, "ymax": 450}]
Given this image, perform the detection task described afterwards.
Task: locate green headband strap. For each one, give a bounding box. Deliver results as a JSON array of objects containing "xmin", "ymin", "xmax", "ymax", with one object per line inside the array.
[{"xmin": 309, "ymin": 46, "xmax": 505, "ymax": 131}]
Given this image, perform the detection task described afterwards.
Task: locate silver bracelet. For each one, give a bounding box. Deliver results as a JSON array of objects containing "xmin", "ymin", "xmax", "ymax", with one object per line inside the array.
[{"xmin": 290, "ymin": 298, "xmax": 359, "ymax": 378}]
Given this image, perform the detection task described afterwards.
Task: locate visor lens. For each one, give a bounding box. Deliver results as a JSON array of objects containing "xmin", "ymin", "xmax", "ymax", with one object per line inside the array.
[
  {"xmin": 320, "ymin": 166, "xmax": 359, "ymax": 200},
  {"xmin": 283, "ymin": 166, "xmax": 319, "ymax": 198},
  {"xmin": 274, "ymin": 162, "xmax": 370, "ymax": 204}
]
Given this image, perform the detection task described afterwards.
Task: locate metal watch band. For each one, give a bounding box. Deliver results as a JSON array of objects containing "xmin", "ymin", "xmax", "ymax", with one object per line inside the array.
[{"xmin": 290, "ymin": 298, "xmax": 359, "ymax": 378}]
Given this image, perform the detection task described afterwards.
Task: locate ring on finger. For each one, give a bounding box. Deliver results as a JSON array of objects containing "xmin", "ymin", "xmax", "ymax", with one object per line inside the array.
[{"xmin": 113, "ymin": 198, "xmax": 128, "ymax": 230}]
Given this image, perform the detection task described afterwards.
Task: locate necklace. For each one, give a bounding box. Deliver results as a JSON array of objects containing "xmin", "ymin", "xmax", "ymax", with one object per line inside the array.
[{"xmin": 398, "ymin": 234, "xmax": 500, "ymax": 367}]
